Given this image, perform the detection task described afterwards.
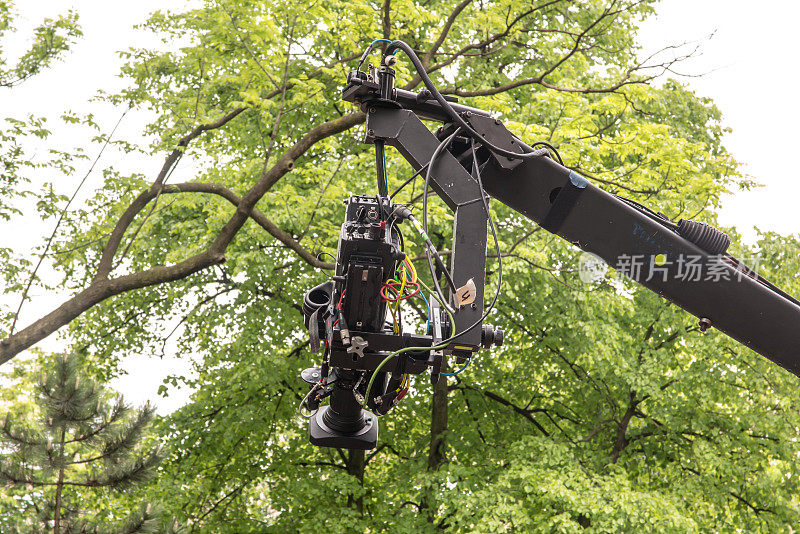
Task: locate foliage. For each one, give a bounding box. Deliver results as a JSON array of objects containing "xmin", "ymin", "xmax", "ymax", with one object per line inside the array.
[
  {"xmin": 0, "ymin": 353, "xmax": 168, "ymax": 533},
  {"xmin": 0, "ymin": 0, "xmax": 799, "ymax": 532},
  {"xmin": 0, "ymin": 1, "xmax": 82, "ymax": 87}
]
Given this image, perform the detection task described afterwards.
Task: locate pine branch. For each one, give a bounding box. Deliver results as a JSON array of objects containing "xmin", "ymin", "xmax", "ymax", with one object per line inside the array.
[
  {"xmin": 38, "ymin": 354, "xmax": 101, "ymax": 426},
  {"xmin": 0, "ymin": 353, "xmax": 166, "ymax": 528},
  {"xmin": 0, "ymin": 415, "xmax": 47, "ymax": 447},
  {"xmin": 68, "ymin": 397, "xmax": 128, "ymax": 445},
  {"xmin": 110, "ymin": 502, "xmax": 161, "ymax": 534},
  {"xmin": 99, "ymin": 403, "xmax": 155, "ymax": 464},
  {"xmin": 90, "ymin": 448, "xmax": 163, "ymax": 489}
]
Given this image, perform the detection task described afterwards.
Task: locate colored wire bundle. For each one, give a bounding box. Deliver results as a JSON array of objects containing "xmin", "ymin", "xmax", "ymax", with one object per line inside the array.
[{"xmin": 380, "ymin": 258, "xmax": 420, "ymax": 302}]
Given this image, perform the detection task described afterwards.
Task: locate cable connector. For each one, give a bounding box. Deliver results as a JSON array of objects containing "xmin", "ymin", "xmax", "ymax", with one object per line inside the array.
[
  {"xmin": 392, "ymin": 204, "xmax": 413, "ymax": 221},
  {"xmin": 338, "ymin": 312, "xmax": 351, "ymax": 346}
]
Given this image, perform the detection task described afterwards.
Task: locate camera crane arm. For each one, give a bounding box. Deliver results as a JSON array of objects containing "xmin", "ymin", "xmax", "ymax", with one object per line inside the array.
[
  {"xmin": 299, "ymin": 41, "xmax": 800, "ymax": 451},
  {"xmin": 342, "ymin": 43, "xmax": 800, "ymax": 377}
]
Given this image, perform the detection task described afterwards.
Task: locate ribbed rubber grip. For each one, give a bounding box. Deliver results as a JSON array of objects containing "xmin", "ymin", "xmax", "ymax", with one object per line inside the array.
[{"xmin": 677, "ymin": 219, "xmax": 730, "ymax": 255}]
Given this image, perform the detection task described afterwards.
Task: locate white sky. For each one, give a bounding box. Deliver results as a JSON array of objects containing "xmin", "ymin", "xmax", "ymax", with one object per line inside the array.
[{"xmin": 1, "ymin": 0, "xmax": 798, "ymax": 413}]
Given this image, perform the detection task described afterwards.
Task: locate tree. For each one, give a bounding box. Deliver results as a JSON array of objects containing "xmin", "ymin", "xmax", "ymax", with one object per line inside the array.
[
  {"xmin": 1, "ymin": 0, "xmax": 799, "ymax": 531},
  {"xmin": 0, "ymin": 353, "xmax": 165, "ymax": 532}
]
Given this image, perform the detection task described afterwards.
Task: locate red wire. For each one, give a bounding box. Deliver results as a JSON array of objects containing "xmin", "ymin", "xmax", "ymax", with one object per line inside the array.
[
  {"xmin": 403, "ymin": 258, "xmax": 416, "ymax": 282},
  {"xmin": 380, "ymin": 281, "xmax": 420, "ymax": 301},
  {"xmin": 337, "ymin": 289, "xmax": 346, "ymax": 310}
]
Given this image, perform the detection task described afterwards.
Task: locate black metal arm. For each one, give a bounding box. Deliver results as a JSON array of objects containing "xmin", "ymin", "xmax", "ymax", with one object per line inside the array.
[{"xmin": 344, "ymin": 70, "xmax": 800, "ymax": 377}]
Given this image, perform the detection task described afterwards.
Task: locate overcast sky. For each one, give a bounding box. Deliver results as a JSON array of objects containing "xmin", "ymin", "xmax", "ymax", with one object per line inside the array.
[{"xmin": 1, "ymin": 0, "xmax": 798, "ymax": 412}]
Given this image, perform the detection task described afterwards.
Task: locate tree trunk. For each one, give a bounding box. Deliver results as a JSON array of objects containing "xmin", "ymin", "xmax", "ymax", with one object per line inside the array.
[
  {"xmin": 53, "ymin": 428, "xmax": 66, "ymax": 534},
  {"xmin": 346, "ymin": 449, "xmax": 365, "ymax": 514},
  {"xmin": 428, "ymin": 376, "xmax": 448, "ymax": 471},
  {"xmin": 420, "ymin": 375, "xmax": 449, "ymax": 524}
]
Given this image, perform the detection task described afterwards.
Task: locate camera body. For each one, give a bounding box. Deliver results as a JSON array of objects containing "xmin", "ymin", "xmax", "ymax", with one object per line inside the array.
[
  {"xmin": 335, "ymin": 195, "xmax": 400, "ymax": 335},
  {"xmin": 302, "ymin": 195, "xmax": 416, "ymax": 449}
]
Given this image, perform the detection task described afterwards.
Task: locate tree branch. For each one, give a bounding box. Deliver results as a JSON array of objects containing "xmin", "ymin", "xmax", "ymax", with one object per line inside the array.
[
  {"xmin": 423, "ymin": 0, "xmax": 473, "ymax": 68},
  {"xmin": 94, "ymin": 107, "xmax": 247, "ymax": 281},
  {"xmin": 163, "ymin": 182, "xmax": 334, "ymax": 269},
  {"xmin": 0, "ymin": 111, "xmax": 364, "ymax": 364}
]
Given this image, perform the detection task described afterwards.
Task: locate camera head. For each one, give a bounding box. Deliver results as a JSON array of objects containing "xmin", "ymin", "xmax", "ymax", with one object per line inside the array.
[{"xmin": 300, "ymin": 194, "xmax": 501, "ymax": 449}]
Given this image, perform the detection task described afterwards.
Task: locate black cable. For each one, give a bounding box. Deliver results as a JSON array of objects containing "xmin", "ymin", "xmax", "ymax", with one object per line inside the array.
[
  {"xmin": 375, "ymin": 140, "xmax": 389, "ymax": 197},
  {"xmin": 422, "ymin": 129, "xmax": 461, "ymax": 309},
  {"xmin": 384, "ymin": 41, "xmax": 676, "ymax": 250},
  {"xmin": 389, "ymin": 163, "xmax": 429, "ymax": 199},
  {"xmin": 385, "ymin": 40, "xmax": 553, "ymax": 162},
  {"xmin": 531, "ymin": 141, "xmax": 564, "ymax": 166},
  {"xmin": 388, "ymin": 216, "xmax": 405, "ymax": 253}
]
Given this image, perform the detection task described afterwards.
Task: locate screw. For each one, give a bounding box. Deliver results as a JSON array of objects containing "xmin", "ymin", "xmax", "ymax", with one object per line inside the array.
[
  {"xmin": 698, "ymin": 317, "xmax": 712, "ymax": 333},
  {"xmin": 367, "ymin": 129, "xmax": 374, "ymax": 136},
  {"xmin": 369, "ymin": 107, "xmax": 377, "ymax": 113},
  {"xmin": 471, "ymin": 303, "xmax": 477, "ymax": 309}
]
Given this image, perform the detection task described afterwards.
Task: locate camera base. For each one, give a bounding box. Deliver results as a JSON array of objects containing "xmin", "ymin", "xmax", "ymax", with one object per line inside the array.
[{"xmin": 308, "ymin": 405, "xmax": 378, "ymax": 450}]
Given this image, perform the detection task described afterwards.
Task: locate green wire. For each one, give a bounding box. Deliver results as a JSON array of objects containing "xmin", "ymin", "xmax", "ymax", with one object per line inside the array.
[
  {"xmin": 376, "ymin": 142, "xmax": 389, "ymax": 197},
  {"xmin": 382, "ymin": 146, "xmax": 389, "ymax": 197},
  {"xmin": 364, "ymin": 279, "xmax": 455, "ymax": 409}
]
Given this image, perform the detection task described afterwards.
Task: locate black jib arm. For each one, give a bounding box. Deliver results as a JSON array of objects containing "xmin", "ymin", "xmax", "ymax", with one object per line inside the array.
[{"xmin": 345, "ymin": 71, "xmax": 800, "ymax": 378}]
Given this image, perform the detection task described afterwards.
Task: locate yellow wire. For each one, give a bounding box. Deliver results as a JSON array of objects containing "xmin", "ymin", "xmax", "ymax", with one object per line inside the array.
[
  {"xmin": 407, "ymin": 259, "xmax": 417, "ymax": 282},
  {"xmin": 396, "ymin": 373, "xmax": 411, "ymax": 393},
  {"xmin": 392, "ymin": 265, "xmax": 407, "ymax": 333}
]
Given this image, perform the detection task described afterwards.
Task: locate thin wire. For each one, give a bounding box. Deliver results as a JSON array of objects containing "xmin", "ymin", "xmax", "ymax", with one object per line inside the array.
[
  {"xmin": 356, "ymin": 38, "xmax": 393, "ymax": 71},
  {"xmin": 364, "ymin": 282, "xmax": 456, "ymax": 408},
  {"xmin": 389, "ymin": 163, "xmax": 429, "ymax": 199},
  {"xmin": 435, "ymin": 139, "xmax": 504, "ymax": 348},
  {"xmin": 10, "ymin": 106, "xmax": 130, "ymax": 336},
  {"xmin": 298, "ymin": 384, "xmax": 320, "ymax": 418},
  {"xmin": 440, "ymin": 356, "xmax": 471, "ymax": 376},
  {"xmin": 371, "ymin": 144, "xmax": 504, "ymax": 392},
  {"xmin": 531, "ymin": 141, "xmax": 564, "ymax": 165},
  {"xmin": 422, "ymin": 129, "xmax": 461, "ymax": 308}
]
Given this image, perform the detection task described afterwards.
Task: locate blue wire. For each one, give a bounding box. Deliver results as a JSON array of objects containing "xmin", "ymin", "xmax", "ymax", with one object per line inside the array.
[
  {"xmin": 441, "ymin": 356, "xmax": 471, "ymax": 376},
  {"xmin": 419, "ymin": 290, "xmax": 431, "ymax": 334},
  {"xmin": 357, "ymin": 39, "xmax": 394, "ymax": 71},
  {"xmin": 381, "ymin": 148, "xmax": 389, "ymax": 197}
]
